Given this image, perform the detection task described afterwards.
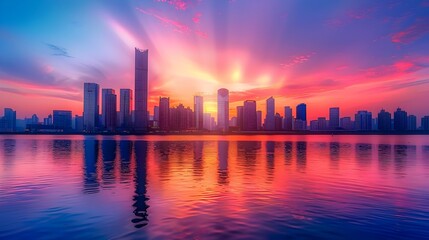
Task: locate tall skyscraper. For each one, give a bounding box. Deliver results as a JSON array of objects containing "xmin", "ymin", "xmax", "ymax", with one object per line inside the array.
[
  {"xmin": 243, "ymin": 100, "xmax": 257, "ymax": 131},
  {"xmin": 283, "ymin": 106, "xmax": 293, "ymax": 131},
  {"xmin": 256, "ymin": 110, "xmax": 262, "ymax": 130},
  {"xmin": 194, "ymin": 95, "xmax": 204, "ymax": 130},
  {"xmin": 295, "ymin": 103, "xmax": 307, "ymax": 130},
  {"xmin": 265, "ymin": 97, "xmax": 275, "ymax": 130},
  {"xmin": 119, "ymin": 89, "xmax": 133, "ymax": 129},
  {"xmin": 394, "ymin": 108, "xmax": 407, "ymax": 131},
  {"xmin": 102, "ymin": 89, "xmax": 115, "ymax": 128},
  {"xmin": 159, "ymin": 97, "xmax": 170, "ymax": 131},
  {"xmin": 407, "ymin": 115, "xmax": 417, "ymax": 130},
  {"xmin": 0, "ymin": 108, "xmax": 16, "ymax": 132},
  {"xmin": 354, "ymin": 110, "xmax": 372, "ymax": 131},
  {"xmin": 83, "ymin": 83, "xmax": 99, "ymax": 131},
  {"xmin": 329, "ymin": 107, "xmax": 340, "ymax": 129},
  {"xmin": 217, "ymin": 88, "xmax": 229, "ymax": 132},
  {"xmin": 102, "ymin": 89, "xmax": 117, "ymax": 131},
  {"xmin": 377, "ymin": 109, "xmax": 392, "ymax": 131},
  {"xmin": 236, "ymin": 106, "xmax": 244, "ymax": 130},
  {"xmin": 134, "ymin": 48, "xmax": 148, "ymax": 132},
  {"xmin": 53, "ymin": 110, "xmax": 72, "ymax": 131}
]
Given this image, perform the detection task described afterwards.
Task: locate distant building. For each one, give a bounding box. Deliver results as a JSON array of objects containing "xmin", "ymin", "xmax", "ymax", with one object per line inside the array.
[
  {"xmin": 295, "ymin": 103, "xmax": 307, "ymax": 130},
  {"xmin": 377, "ymin": 109, "xmax": 391, "ymax": 131},
  {"xmin": 169, "ymin": 104, "xmax": 193, "ymax": 131},
  {"xmin": 119, "ymin": 89, "xmax": 133, "ymax": 129},
  {"xmin": 329, "ymin": 107, "xmax": 340, "ymax": 130},
  {"xmin": 159, "ymin": 97, "xmax": 170, "ymax": 131},
  {"xmin": 102, "ymin": 89, "xmax": 117, "ymax": 131},
  {"xmin": 256, "ymin": 110, "xmax": 262, "ymax": 130},
  {"xmin": 217, "ymin": 88, "xmax": 229, "ymax": 132},
  {"xmin": 236, "ymin": 106, "xmax": 244, "ymax": 130},
  {"xmin": 43, "ymin": 114, "xmax": 53, "ymax": 125},
  {"xmin": 243, "ymin": 100, "xmax": 257, "ymax": 131},
  {"xmin": 354, "ymin": 111, "xmax": 372, "ymax": 131},
  {"xmin": 318, "ymin": 117, "xmax": 328, "ymax": 130},
  {"xmin": 83, "ymin": 83, "xmax": 100, "ymax": 131},
  {"xmin": 203, "ymin": 113, "xmax": 215, "ymax": 131},
  {"xmin": 340, "ymin": 117, "xmax": 353, "ymax": 130},
  {"xmin": 422, "ymin": 116, "xmax": 429, "ymax": 130},
  {"xmin": 134, "ymin": 48, "xmax": 149, "ymax": 132},
  {"xmin": 283, "ymin": 106, "xmax": 293, "ymax": 131},
  {"xmin": 74, "ymin": 115, "xmax": 84, "ymax": 132},
  {"xmin": 274, "ymin": 113, "xmax": 283, "ymax": 131},
  {"xmin": 0, "ymin": 108, "xmax": 16, "ymax": 132},
  {"xmin": 53, "ymin": 110, "xmax": 72, "ymax": 131},
  {"xmin": 407, "ymin": 115, "xmax": 417, "ymax": 131},
  {"xmin": 265, "ymin": 97, "xmax": 275, "ymax": 130},
  {"xmin": 194, "ymin": 96, "xmax": 204, "ymax": 130},
  {"xmin": 310, "ymin": 120, "xmax": 318, "ymax": 131},
  {"xmin": 394, "ymin": 108, "xmax": 407, "ymax": 131}
]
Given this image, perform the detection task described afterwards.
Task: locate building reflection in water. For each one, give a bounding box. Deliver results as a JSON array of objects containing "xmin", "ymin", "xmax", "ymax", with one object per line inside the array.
[
  {"xmin": 296, "ymin": 141, "xmax": 307, "ymax": 172},
  {"xmin": 393, "ymin": 145, "xmax": 415, "ymax": 177},
  {"xmin": 266, "ymin": 141, "xmax": 275, "ymax": 181},
  {"xmin": 102, "ymin": 140, "xmax": 116, "ymax": 186},
  {"xmin": 2, "ymin": 139, "xmax": 16, "ymax": 169},
  {"xmin": 52, "ymin": 139, "xmax": 72, "ymax": 160},
  {"xmin": 237, "ymin": 141, "xmax": 261, "ymax": 174},
  {"xmin": 132, "ymin": 141, "xmax": 149, "ymax": 228},
  {"xmin": 217, "ymin": 141, "xmax": 229, "ymax": 185},
  {"xmin": 120, "ymin": 140, "xmax": 133, "ymax": 183},
  {"xmin": 284, "ymin": 141, "xmax": 293, "ymax": 166},
  {"xmin": 155, "ymin": 141, "xmax": 171, "ymax": 181},
  {"xmin": 355, "ymin": 143, "xmax": 372, "ymax": 168},
  {"xmin": 378, "ymin": 144, "xmax": 392, "ymax": 172},
  {"xmin": 193, "ymin": 141, "xmax": 204, "ymax": 180},
  {"xmin": 329, "ymin": 142, "xmax": 340, "ymax": 169},
  {"xmin": 83, "ymin": 139, "xmax": 99, "ymax": 194}
]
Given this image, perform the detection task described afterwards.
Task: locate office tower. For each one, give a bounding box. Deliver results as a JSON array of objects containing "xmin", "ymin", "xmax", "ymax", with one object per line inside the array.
[
  {"xmin": 283, "ymin": 106, "xmax": 293, "ymax": 131},
  {"xmin": 217, "ymin": 88, "xmax": 229, "ymax": 132},
  {"xmin": 74, "ymin": 115, "xmax": 84, "ymax": 132},
  {"xmin": 43, "ymin": 114, "xmax": 53, "ymax": 125},
  {"xmin": 394, "ymin": 108, "xmax": 407, "ymax": 131},
  {"xmin": 31, "ymin": 114, "xmax": 39, "ymax": 125},
  {"xmin": 159, "ymin": 97, "xmax": 170, "ymax": 131},
  {"xmin": 275, "ymin": 113, "xmax": 283, "ymax": 130},
  {"xmin": 154, "ymin": 106, "xmax": 159, "ymax": 122},
  {"xmin": 203, "ymin": 113, "xmax": 213, "ymax": 131},
  {"xmin": 295, "ymin": 103, "xmax": 307, "ymax": 130},
  {"xmin": 243, "ymin": 100, "xmax": 257, "ymax": 131},
  {"xmin": 102, "ymin": 89, "xmax": 115, "ymax": 128},
  {"xmin": 194, "ymin": 96, "xmax": 203, "ymax": 130},
  {"xmin": 83, "ymin": 83, "xmax": 99, "ymax": 131},
  {"xmin": 329, "ymin": 107, "xmax": 340, "ymax": 129},
  {"xmin": 310, "ymin": 120, "xmax": 318, "ymax": 130},
  {"xmin": 354, "ymin": 110, "xmax": 372, "ymax": 131},
  {"xmin": 53, "ymin": 110, "xmax": 72, "ymax": 131},
  {"xmin": 256, "ymin": 110, "xmax": 262, "ymax": 130},
  {"xmin": 377, "ymin": 109, "xmax": 392, "ymax": 131},
  {"xmin": 407, "ymin": 115, "xmax": 417, "ymax": 130},
  {"xmin": 265, "ymin": 97, "xmax": 275, "ymax": 130},
  {"xmin": 236, "ymin": 106, "xmax": 244, "ymax": 130},
  {"xmin": 104, "ymin": 90, "xmax": 117, "ymax": 131},
  {"xmin": 119, "ymin": 89, "xmax": 133, "ymax": 129},
  {"xmin": 318, "ymin": 117, "xmax": 328, "ymax": 130},
  {"xmin": 0, "ymin": 108, "xmax": 16, "ymax": 132},
  {"xmin": 422, "ymin": 116, "xmax": 429, "ymax": 130},
  {"xmin": 340, "ymin": 117, "xmax": 353, "ymax": 130},
  {"xmin": 135, "ymin": 48, "xmax": 149, "ymax": 132}
]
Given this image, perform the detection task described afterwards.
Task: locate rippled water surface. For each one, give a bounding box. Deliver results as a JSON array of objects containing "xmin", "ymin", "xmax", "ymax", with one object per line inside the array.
[{"xmin": 1, "ymin": 135, "xmax": 429, "ymax": 239}]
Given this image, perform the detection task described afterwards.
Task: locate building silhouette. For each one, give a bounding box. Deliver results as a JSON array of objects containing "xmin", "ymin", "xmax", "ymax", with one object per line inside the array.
[
  {"xmin": 83, "ymin": 83, "xmax": 100, "ymax": 132},
  {"xmin": 53, "ymin": 110, "xmax": 72, "ymax": 131},
  {"xmin": 265, "ymin": 97, "xmax": 275, "ymax": 130},
  {"xmin": 340, "ymin": 117, "xmax": 353, "ymax": 130},
  {"xmin": 422, "ymin": 116, "xmax": 429, "ymax": 130},
  {"xmin": 243, "ymin": 100, "xmax": 257, "ymax": 131},
  {"xmin": 236, "ymin": 106, "xmax": 244, "ymax": 130},
  {"xmin": 354, "ymin": 110, "xmax": 372, "ymax": 131},
  {"xmin": 295, "ymin": 103, "xmax": 307, "ymax": 130},
  {"xmin": 194, "ymin": 95, "xmax": 203, "ymax": 130},
  {"xmin": 274, "ymin": 113, "xmax": 283, "ymax": 130},
  {"xmin": 256, "ymin": 110, "xmax": 262, "ymax": 130},
  {"xmin": 394, "ymin": 108, "xmax": 407, "ymax": 131},
  {"xmin": 217, "ymin": 88, "xmax": 229, "ymax": 132},
  {"xmin": 0, "ymin": 108, "xmax": 16, "ymax": 132},
  {"xmin": 159, "ymin": 97, "xmax": 170, "ymax": 131},
  {"xmin": 407, "ymin": 115, "xmax": 417, "ymax": 131},
  {"xmin": 377, "ymin": 109, "xmax": 392, "ymax": 131},
  {"xmin": 134, "ymin": 48, "xmax": 149, "ymax": 132},
  {"xmin": 102, "ymin": 89, "xmax": 116, "ymax": 131},
  {"xmin": 119, "ymin": 89, "xmax": 133, "ymax": 129},
  {"xmin": 283, "ymin": 106, "xmax": 293, "ymax": 131},
  {"xmin": 329, "ymin": 107, "xmax": 340, "ymax": 129}
]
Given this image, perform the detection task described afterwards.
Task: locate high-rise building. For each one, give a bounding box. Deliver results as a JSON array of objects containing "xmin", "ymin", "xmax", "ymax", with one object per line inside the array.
[
  {"xmin": 243, "ymin": 100, "xmax": 257, "ymax": 131},
  {"xmin": 103, "ymin": 90, "xmax": 117, "ymax": 131},
  {"xmin": 422, "ymin": 116, "xmax": 429, "ymax": 130},
  {"xmin": 295, "ymin": 103, "xmax": 307, "ymax": 130},
  {"xmin": 217, "ymin": 88, "xmax": 229, "ymax": 132},
  {"xmin": 194, "ymin": 96, "xmax": 203, "ymax": 130},
  {"xmin": 256, "ymin": 110, "xmax": 262, "ymax": 130},
  {"xmin": 407, "ymin": 115, "xmax": 417, "ymax": 130},
  {"xmin": 154, "ymin": 106, "xmax": 159, "ymax": 122},
  {"xmin": 265, "ymin": 97, "xmax": 275, "ymax": 130},
  {"xmin": 275, "ymin": 113, "xmax": 283, "ymax": 131},
  {"xmin": 134, "ymin": 48, "xmax": 149, "ymax": 132},
  {"xmin": 74, "ymin": 115, "xmax": 84, "ymax": 132},
  {"xmin": 53, "ymin": 110, "xmax": 72, "ymax": 131},
  {"xmin": 283, "ymin": 106, "xmax": 293, "ymax": 131},
  {"xmin": 318, "ymin": 117, "xmax": 328, "ymax": 130},
  {"xmin": 377, "ymin": 109, "xmax": 392, "ymax": 131},
  {"xmin": 329, "ymin": 107, "xmax": 340, "ymax": 130},
  {"xmin": 159, "ymin": 97, "xmax": 170, "ymax": 131},
  {"xmin": 394, "ymin": 108, "xmax": 407, "ymax": 131},
  {"xmin": 354, "ymin": 110, "xmax": 372, "ymax": 131},
  {"xmin": 340, "ymin": 117, "xmax": 353, "ymax": 130},
  {"xmin": 43, "ymin": 114, "xmax": 53, "ymax": 125},
  {"xmin": 119, "ymin": 89, "xmax": 133, "ymax": 129},
  {"xmin": 0, "ymin": 108, "xmax": 16, "ymax": 132},
  {"xmin": 236, "ymin": 106, "xmax": 244, "ymax": 130},
  {"xmin": 83, "ymin": 83, "xmax": 99, "ymax": 131}
]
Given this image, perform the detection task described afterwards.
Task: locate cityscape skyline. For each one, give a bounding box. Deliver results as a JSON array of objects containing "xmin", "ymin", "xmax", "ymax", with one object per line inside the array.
[{"xmin": 1, "ymin": 1, "xmax": 429, "ymax": 120}]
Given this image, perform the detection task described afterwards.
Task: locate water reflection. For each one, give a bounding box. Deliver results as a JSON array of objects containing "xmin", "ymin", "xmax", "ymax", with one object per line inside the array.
[
  {"xmin": 355, "ymin": 143, "xmax": 372, "ymax": 168},
  {"xmin": 193, "ymin": 141, "xmax": 204, "ymax": 180},
  {"xmin": 102, "ymin": 140, "xmax": 116, "ymax": 186},
  {"xmin": 266, "ymin": 141, "xmax": 275, "ymax": 181},
  {"xmin": 217, "ymin": 141, "xmax": 229, "ymax": 185},
  {"xmin": 237, "ymin": 141, "xmax": 261, "ymax": 174},
  {"xmin": 83, "ymin": 139, "xmax": 99, "ymax": 194},
  {"xmin": 329, "ymin": 142, "xmax": 340, "ymax": 169},
  {"xmin": 52, "ymin": 140, "xmax": 72, "ymax": 160},
  {"xmin": 132, "ymin": 141, "xmax": 149, "ymax": 228},
  {"xmin": 284, "ymin": 141, "xmax": 293, "ymax": 166},
  {"xmin": 378, "ymin": 144, "xmax": 392, "ymax": 172},
  {"xmin": 296, "ymin": 141, "xmax": 307, "ymax": 172},
  {"xmin": 120, "ymin": 140, "xmax": 132, "ymax": 183}
]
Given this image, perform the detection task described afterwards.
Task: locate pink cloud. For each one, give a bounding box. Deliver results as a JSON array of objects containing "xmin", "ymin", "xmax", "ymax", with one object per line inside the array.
[
  {"xmin": 156, "ymin": 0, "xmax": 188, "ymax": 10},
  {"xmin": 391, "ymin": 18, "xmax": 429, "ymax": 44},
  {"xmin": 192, "ymin": 12, "xmax": 202, "ymax": 24},
  {"xmin": 136, "ymin": 8, "xmax": 190, "ymax": 33},
  {"xmin": 280, "ymin": 52, "xmax": 315, "ymax": 68}
]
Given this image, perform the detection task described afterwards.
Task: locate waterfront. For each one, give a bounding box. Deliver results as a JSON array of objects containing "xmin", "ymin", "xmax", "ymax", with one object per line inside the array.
[{"xmin": 1, "ymin": 135, "xmax": 429, "ymax": 239}]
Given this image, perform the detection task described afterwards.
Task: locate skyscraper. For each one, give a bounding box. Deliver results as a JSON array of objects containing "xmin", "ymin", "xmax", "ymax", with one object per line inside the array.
[
  {"xmin": 265, "ymin": 97, "xmax": 275, "ymax": 130},
  {"xmin": 394, "ymin": 108, "xmax": 407, "ymax": 131},
  {"xmin": 377, "ymin": 109, "xmax": 392, "ymax": 131},
  {"xmin": 422, "ymin": 116, "xmax": 429, "ymax": 130},
  {"xmin": 407, "ymin": 115, "xmax": 417, "ymax": 130},
  {"xmin": 243, "ymin": 100, "xmax": 257, "ymax": 131},
  {"xmin": 283, "ymin": 106, "xmax": 293, "ymax": 131},
  {"xmin": 217, "ymin": 88, "xmax": 229, "ymax": 132},
  {"xmin": 119, "ymin": 89, "xmax": 133, "ymax": 129},
  {"xmin": 134, "ymin": 48, "xmax": 148, "ymax": 132},
  {"xmin": 256, "ymin": 110, "xmax": 262, "ymax": 130},
  {"xmin": 329, "ymin": 107, "xmax": 340, "ymax": 130},
  {"xmin": 194, "ymin": 95, "xmax": 203, "ymax": 130},
  {"xmin": 236, "ymin": 106, "xmax": 244, "ymax": 130},
  {"xmin": 354, "ymin": 110, "xmax": 372, "ymax": 131},
  {"xmin": 0, "ymin": 108, "xmax": 16, "ymax": 132},
  {"xmin": 295, "ymin": 103, "xmax": 307, "ymax": 130},
  {"xmin": 102, "ymin": 89, "xmax": 117, "ymax": 131},
  {"xmin": 83, "ymin": 83, "xmax": 99, "ymax": 132},
  {"xmin": 102, "ymin": 89, "xmax": 115, "ymax": 128},
  {"xmin": 53, "ymin": 110, "xmax": 72, "ymax": 131},
  {"xmin": 159, "ymin": 97, "xmax": 170, "ymax": 131}
]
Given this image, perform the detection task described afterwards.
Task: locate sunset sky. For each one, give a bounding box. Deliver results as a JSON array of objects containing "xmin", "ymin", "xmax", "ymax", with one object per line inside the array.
[{"xmin": 0, "ymin": 0, "xmax": 428, "ymax": 120}]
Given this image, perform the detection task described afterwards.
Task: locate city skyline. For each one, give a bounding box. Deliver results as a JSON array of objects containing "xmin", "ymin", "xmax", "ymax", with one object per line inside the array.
[{"xmin": 1, "ymin": 1, "xmax": 429, "ymax": 120}]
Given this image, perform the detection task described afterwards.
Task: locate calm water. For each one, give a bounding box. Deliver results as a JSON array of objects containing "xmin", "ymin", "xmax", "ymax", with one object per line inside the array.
[{"xmin": 1, "ymin": 135, "xmax": 429, "ymax": 239}]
